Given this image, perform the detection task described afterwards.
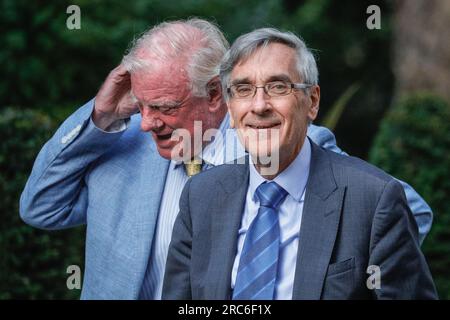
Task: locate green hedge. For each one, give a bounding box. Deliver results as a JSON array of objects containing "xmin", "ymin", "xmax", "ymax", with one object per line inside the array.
[
  {"xmin": 0, "ymin": 107, "xmax": 84, "ymax": 299},
  {"xmin": 369, "ymin": 93, "xmax": 450, "ymax": 299}
]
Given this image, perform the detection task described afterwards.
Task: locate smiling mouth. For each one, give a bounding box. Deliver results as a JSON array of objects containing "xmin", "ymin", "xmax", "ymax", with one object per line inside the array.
[
  {"xmin": 247, "ymin": 124, "xmax": 280, "ymax": 129},
  {"xmin": 156, "ymin": 132, "xmax": 173, "ymax": 140}
]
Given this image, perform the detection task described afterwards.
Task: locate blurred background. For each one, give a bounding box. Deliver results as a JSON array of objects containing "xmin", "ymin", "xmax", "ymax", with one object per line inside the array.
[{"xmin": 0, "ymin": 0, "xmax": 449, "ymax": 299}]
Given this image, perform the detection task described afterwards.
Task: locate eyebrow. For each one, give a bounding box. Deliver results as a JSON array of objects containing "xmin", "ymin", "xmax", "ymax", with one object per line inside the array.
[
  {"xmin": 146, "ymin": 101, "xmax": 181, "ymax": 108},
  {"xmin": 130, "ymin": 92, "xmax": 181, "ymax": 108},
  {"xmin": 231, "ymin": 77, "xmax": 251, "ymax": 86},
  {"xmin": 230, "ymin": 74, "xmax": 293, "ymax": 86}
]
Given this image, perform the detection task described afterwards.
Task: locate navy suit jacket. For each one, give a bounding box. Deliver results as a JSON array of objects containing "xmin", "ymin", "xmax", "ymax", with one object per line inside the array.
[{"xmin": 162, "ymin": 140, "xmax": 437, "ymax": 299}]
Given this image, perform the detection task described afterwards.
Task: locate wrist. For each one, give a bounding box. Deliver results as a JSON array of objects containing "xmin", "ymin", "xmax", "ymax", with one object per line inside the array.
[{"xmin": 91, "ymin": 108, "xmax": 118, "ymax": 130}]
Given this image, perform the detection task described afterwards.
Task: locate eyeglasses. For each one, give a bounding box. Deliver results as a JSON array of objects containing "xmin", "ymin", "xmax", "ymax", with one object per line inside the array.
[{"xmin": 227, "ymin": 81, "xmax": 313, "ymax": 99}]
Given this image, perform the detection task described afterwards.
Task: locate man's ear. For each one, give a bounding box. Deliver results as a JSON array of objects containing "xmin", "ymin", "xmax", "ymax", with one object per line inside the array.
[
  {"xmin": 308, "ymin": 85, "xmax": 320, "ymax": 121},
  {"xmin": 206, "ymin": 76, "xmax": 223, "ymax": 112}
]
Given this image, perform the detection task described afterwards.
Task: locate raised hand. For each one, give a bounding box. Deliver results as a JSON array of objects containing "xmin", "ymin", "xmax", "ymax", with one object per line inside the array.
[{"xmin": 92, "ymin": 64, "xmax": 138, "ymax": 130}]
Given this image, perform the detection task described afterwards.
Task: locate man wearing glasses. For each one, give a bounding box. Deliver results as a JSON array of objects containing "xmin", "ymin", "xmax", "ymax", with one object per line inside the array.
[
  {"xmin": 162, "ymin": 27, "xmax": 437, "ymax": 299},
  {"xmin": 21, "ymin": 19, "xmax": 433, "ymax": 299}
]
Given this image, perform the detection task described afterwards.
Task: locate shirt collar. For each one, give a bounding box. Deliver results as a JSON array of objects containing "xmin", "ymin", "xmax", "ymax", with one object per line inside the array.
[{"xmin": 249, "ymin": 137, "xmax": 311, "ymax": 202}]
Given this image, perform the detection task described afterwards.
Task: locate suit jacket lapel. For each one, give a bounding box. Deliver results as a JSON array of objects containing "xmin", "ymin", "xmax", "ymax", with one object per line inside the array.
[
  {"xmin": 204, "ymin": 161, "xmax": 249, "ymax": 299},
  {"xmin": 292, "ymin": 140, "xmax": 346, "ymax": 299}
]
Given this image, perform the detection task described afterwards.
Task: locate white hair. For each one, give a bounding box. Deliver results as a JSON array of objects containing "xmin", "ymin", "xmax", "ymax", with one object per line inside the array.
[
  {"xmin": 219, "ymin": 27, "xmax": 319, "ymax": 101},
  {"xmin": 122, "ymin": 18, "xmax": 229, "ymax": 97}
]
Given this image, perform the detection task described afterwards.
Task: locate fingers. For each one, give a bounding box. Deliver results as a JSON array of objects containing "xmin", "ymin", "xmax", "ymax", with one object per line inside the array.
[
  {"xmin": 114, "ymin": 64, "xmax": 129, "ymax": 76},
  {"xmin": 94, "ymin": 64, "xmax": 135, "ymax": 124},
  {"xmin": 108, "ymin": 64, "xmax": 130, "ymax": 86}
]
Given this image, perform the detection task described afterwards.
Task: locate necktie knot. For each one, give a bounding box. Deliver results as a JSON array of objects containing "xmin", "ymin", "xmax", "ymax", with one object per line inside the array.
[
  {"xmin": 255, "ymin": 182, "xmax": 288, "ymax": 210},
  {"xmin": 183, "ymin": 158, "xmax": 203, "ymax": 177}
]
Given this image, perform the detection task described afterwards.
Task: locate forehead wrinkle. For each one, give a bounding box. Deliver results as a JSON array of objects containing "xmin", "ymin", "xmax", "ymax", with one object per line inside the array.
[
  {"xmin": 134, "ymin": 88, "xmax": 187, "ymax": 106},
  {"xmin": 131, "ymin": 50, "xmax": 191, "ymax": 83},
  {"xmin": 131, "ymin": 65, "xmax": 191, "ymax": 104},
  {"xmin": 233, "ymin": 44, "xmax": 300, "ymax": 84},
  {"xmin": 146, "ymin": 100, "xmax": 180, "ymax": 108}
]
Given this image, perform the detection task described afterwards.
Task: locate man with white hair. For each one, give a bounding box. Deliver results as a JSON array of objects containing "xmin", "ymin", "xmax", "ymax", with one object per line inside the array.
[{"xmin": 20, "ymin": 19, "xmax": 433, "ymax": 299}]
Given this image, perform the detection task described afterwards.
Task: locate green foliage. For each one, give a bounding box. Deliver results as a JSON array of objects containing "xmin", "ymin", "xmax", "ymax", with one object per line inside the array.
[
  {"xmin": 369, "ymin": 93, "xmax": 450, "ymax": 299},
  {"xmin": 0, "ymin": 108, "xmax": 85, "ymax": 299},
  {"xmin": 0, "ymin": 0, "xmax": 394, "ymax": 158},
  {"xmin": 321, "ymin": 82, "xmax": 360, "ymax": 131},
  {"xmin": 0, "ymin": 0, "xmax": 287, "ymax": 109},
  {"xmin": 281, "ymin": 0, "xmax": 394, "ymax": 158}
]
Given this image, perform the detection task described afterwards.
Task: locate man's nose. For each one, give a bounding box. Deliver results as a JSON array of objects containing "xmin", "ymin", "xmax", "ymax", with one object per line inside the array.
[
  {"xmin": 140, "ymin": 107, "xmax": 164, "ymax": 132},
  {"xmin": 251, "ymin": 87, "xmax": 272, "ymax": 114}
]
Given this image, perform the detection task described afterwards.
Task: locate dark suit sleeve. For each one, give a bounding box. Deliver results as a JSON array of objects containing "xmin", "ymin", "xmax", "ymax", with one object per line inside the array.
[
  {"xmin": 162, "ymin": 179, "xmax": 193, "ymax": 300},
  {"xmin": 368, "ymin": 179, "xmax": 438, "ymax": 299}
]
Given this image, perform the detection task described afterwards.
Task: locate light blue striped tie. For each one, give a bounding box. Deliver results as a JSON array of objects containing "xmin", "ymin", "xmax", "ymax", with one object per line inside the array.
[{"xmin": 233, "ymin": 181, "xmax": 288, "ymax": 300}]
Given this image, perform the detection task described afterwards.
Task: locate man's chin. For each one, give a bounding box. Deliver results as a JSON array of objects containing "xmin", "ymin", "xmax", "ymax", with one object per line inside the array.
[
  {"xmin": 157, "ymin": 144, "xmax": 195, "ymax": 162},
  {"xmin": 156, "ymin": 148, "xmax": 173, "ymax": 160},
  {"xmin": 247, "ymin": 146, "xmax": 280, "ymax": 165}
]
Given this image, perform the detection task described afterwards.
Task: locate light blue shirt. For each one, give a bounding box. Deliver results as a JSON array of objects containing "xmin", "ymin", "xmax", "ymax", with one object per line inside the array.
[{"xmin": 231, "ymin": 138, "xmax": 312, "ymax": 300}]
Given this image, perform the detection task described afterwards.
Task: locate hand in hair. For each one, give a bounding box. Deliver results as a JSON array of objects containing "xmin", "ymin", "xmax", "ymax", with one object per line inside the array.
[{"xmin": 92, "ymin": 64, "xmax": 138, "ymax": 130}]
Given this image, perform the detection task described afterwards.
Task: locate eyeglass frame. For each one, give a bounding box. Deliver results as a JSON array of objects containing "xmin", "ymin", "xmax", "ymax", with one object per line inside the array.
[{"xmin": 226, "ymin": 81, "xmax": 314, "ymax": 99}]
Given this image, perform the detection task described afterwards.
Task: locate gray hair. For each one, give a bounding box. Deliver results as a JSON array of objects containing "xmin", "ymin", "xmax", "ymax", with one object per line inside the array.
[
  {"xmin": 220, "ymin": 28, "xmax": 318, "ymax": 101},
  {"xmin": 122, "ymin": 18, "xmax": 229, "ymax": 97}
]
